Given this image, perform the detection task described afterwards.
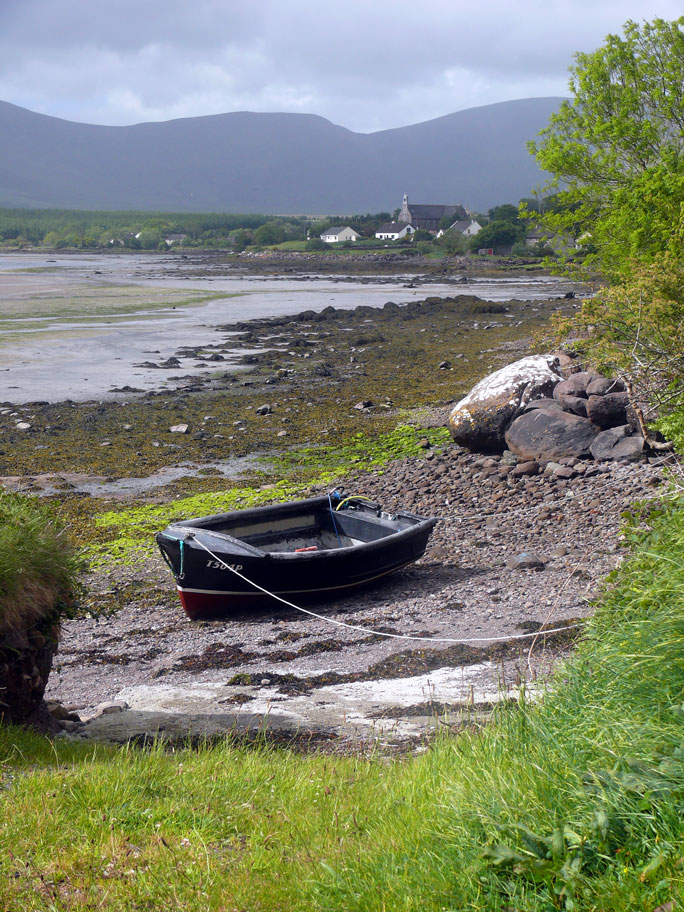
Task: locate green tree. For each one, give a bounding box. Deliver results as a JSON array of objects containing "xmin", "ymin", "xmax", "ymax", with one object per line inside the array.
[
  {"xmin": 469, "ymin": 220, "xmax": 523, "ymax": 253},
  {"xmin": 253, "ymin": 221, "xmax": 285, "ymax": 245},
  {"xmin": 436, "ymin": 230, "xmax": 467, "ymax": 254},
  {"xmin": 137, "ymin": 228, "xmax": 162, "ymax": 249},
  {"xmin": 488, "ymin": 203, "xmax": 520, "ymax": 223},
  {"xmin": 529, "ymin": 17, "xmax": 684, "ymax": 278}
]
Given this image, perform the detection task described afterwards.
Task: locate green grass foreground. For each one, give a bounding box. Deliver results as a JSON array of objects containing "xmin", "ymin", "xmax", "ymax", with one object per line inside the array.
[{"xmin": 3, "ymin": 495, "xmax": 684, "ymax": 909}]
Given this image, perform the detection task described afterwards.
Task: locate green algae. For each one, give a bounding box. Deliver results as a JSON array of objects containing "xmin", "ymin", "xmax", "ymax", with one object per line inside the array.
[{"xmin": 83, "ymin": 424, "xmax": 451, "ymax": 568}]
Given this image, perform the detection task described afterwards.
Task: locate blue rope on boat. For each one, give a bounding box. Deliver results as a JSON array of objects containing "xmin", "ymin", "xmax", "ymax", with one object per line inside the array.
[
  {"xmin": 178, "ymin": 539, "xmax": 185, "ymax": 579},
  {"xmin": 328, "ymin": 490, "xmax": 342, "ymax": 546}
]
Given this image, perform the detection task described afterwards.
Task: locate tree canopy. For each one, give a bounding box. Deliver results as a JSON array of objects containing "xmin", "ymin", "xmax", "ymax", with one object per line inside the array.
[{"xmin": 529, "ymin": 16, "xmax": 684, "ymax": 277}]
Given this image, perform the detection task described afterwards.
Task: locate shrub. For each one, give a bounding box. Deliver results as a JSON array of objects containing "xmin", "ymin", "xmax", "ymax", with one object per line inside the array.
[{"xmin": 0, "ymin": 493, "xmax": 81, "ymax": 638}]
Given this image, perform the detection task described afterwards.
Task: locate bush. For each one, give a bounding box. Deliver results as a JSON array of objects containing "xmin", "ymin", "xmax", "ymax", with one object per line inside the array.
[{"xmin": 0, "ymin": 493, "xmax": 81, "ymax": 637}]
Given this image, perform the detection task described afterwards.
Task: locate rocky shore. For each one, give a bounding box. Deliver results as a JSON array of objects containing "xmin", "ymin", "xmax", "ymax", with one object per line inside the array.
[
  {"xmin": 44, "ymin": 431, "xmax": 671, "ymax": 750},
  {"xmin": 1, "ymin": 254, "xmax": 668, "ymax": 750}
]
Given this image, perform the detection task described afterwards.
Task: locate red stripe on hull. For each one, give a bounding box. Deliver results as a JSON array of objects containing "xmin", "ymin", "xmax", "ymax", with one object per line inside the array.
[{"xmin": 178, "ymin": 588, "xmax": 273, "ymax": 619}]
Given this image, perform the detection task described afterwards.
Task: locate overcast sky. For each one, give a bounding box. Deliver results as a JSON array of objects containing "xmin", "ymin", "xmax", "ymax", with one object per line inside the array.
[{"xmin": 1, "ymin": 1, "xmax": 682, "ymax": 133}]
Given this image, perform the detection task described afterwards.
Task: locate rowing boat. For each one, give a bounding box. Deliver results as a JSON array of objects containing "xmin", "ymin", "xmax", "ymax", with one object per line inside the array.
[{"xmin": 156, "ymin": 492, "xmax": 437, "ymax": 619}]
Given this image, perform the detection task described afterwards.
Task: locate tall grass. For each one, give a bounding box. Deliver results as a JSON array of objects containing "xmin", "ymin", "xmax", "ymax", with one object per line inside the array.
[{"xmin": 0, "ymin": 492, "xmax": 81, "ymax": 635}]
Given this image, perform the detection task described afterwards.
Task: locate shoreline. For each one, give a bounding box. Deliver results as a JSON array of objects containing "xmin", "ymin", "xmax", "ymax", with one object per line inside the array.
[{"xmin": 1, "ymin": 252, "xmax": 646, "ymax": 751}]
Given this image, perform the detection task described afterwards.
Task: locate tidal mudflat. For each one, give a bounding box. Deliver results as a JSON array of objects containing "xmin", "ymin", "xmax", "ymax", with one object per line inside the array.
[{"xmin": 0, "ymin": 250, "xmax": 581, "ymax": 402}]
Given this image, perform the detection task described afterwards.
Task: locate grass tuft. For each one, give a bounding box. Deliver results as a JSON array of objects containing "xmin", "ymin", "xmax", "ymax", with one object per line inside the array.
[{"xmin": 0, "ymin": 492, "xmax": 82, "ymax": 636}]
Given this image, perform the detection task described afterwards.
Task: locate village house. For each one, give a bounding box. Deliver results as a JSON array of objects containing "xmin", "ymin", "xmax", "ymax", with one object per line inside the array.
[
  {"xmin": 398, "ymin": 193, "xmax": 468, "ymax": 233},
  {"xmin": 375, "ymin": 221, "xmax": 415, "ymax": 240},
  {"xmin": 320, "ymin": 226, "xmax": 361, "ymax": 243},
  {"xmin": 436, "ymin": 218, "xmax": 482, "ymax": 238}
]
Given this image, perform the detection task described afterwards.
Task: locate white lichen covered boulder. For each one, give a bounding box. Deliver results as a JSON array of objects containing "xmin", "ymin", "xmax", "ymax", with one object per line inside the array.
[{"xmin": 448, "ymin": 355, "xmax": 562, "ymax": 452}]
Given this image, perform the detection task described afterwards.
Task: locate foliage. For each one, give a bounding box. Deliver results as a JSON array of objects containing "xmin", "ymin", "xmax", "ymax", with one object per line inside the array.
[
  {"xmin": 552, "ymin": 252, "xmax": 684, "ymax": 424},
  {"xmin": 435, "ymin": 229, "xmax": 467, "ymax": 254},
  {"xmin": 529, "ymin": 17, "xmax": 684, "ymax": 278},
  {"xmin": 469, "ymin": 219, "xmax": 524, "ymax": 253},
  {"xmin": 253, "ymin": 220, "xmax": 286, "ymax": 245},
  {"xmin": 488, "ymin": 203, "xmax": 521, "ymax": 223},
  {"xmin": 0, "ymin": 492, "xmax": 81, "ymax": 636}
]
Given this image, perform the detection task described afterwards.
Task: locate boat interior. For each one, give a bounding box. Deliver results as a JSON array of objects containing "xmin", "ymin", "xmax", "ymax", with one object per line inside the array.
[{"xmin": 186, "ymin": 501, "xmax": 419, "ymax": 554}]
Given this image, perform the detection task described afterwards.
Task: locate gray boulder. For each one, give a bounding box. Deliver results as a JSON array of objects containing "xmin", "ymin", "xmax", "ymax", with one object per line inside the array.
[
  {"xmin": 611, "ymin": 436, "xmax": 646, "ymax": 460},
  {"xmin": 448, "ymin": 355, "xmax": 562, "ymax": 452},
  {"xmin": 524, "ymin": 398, "xmax": 565, "ymax": 413},
  {"xmin": 590, "ymin": 425, "xmax": 631, "ymax": 461},
  {"xmin": 552, "ymin": 371, "xmax": 599, "ymax": 399},
  {"xmin": 556, "ymin": 395, "xmax": 588, "ymax": 417},
  {"xmin": 586, "ymin": 376, "xmax": 626, "ymax": 396},
  {"xmin": 585, "ymin": 392, "xmax": 629, "ymax": 428},
  {"xmin": 505, "ymin": 408, "xmax": 601, "ymax": 461}
]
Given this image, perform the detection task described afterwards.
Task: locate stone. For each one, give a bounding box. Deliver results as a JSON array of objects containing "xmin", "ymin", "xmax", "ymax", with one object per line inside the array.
[
  {"xmin": 585, "ymin": 392, "xmax": 629, "ymax": 428},
  {"xmin": 448, "ymin": 355, "xmax": 562, "ymax": 452},
  {"xmin": 586, "ymin": 376, "xmax": 626, "ymax": 396},
  {"xmin": 511, "ymin": 461, "xmax": 539, "ymax": 477},
  {"xmin": 523, "ymin": 398, "xmax": 565, "ymax": 413},
  {"xmin": 169, "ymin": 424, "xmax": 189, "ymax": 434},
  {"xmin": 82, "ymin": 699, "xmax": 129, "ymax": 722},
  {"xmin": 556, "ymin": 395, "xmax": 588, "ymax": 417},
  {"xmin": 505, "ymin": 409, "xmax": 600, "ymax": 461},
  {"xmin": 611, "ymin": 435, "xmax": 646, "ymax": 461},
  {"xmin": 589, "ymin": 425, "xmax": 631, "ymax": 461},
  {"xmin": 552, "ymin": 371, "xmax": 599, "ymax": 399},
  {"xmin": 15, "ymin": 422, "xmax": 31, "ymax": 430},
  {"xmin": 256, "ymin": 404, "xmax": 272, "ymax": 416},
  {"xmin": 508, "ymin": 553, "xmax": 546, "ymax": 570},
  {"xmin": 548, "ymin": 350, "xmax": 581, "ymax": 377},
  {"xmin": 552, "ymin": 465, "xmax": 576, "ymax": 479}
]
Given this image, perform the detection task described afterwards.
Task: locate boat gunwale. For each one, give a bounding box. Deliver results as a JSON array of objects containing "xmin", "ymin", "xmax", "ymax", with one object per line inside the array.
[{"xmin": 159, "ymin": 494, "xmax": 436, "ymax": 562}]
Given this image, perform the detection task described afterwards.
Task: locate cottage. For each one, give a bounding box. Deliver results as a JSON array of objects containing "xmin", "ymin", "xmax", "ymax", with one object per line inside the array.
[
  {"xmin": 165, "ymin": 233, "xmax": 187, "ymax": 246},
  {"xmin": 375, "ymin": 221, "xmax": 415, "ymax": 240},
  {"xmin": 320, "ymin": 226, "xmax": 361, "ymax": 243},
  {"xmin": 398, "ymin": 194, "xmax": 468, "ymax": 233},
  {"xmin": 437, "ymin": 218, "xmax": 482, "ymax": 238}
]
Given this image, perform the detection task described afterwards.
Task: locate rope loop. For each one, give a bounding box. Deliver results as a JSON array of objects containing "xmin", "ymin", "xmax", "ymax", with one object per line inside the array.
[{"xmin": 189, "ymin": 536, "xmax": 582, "ymax": 646}]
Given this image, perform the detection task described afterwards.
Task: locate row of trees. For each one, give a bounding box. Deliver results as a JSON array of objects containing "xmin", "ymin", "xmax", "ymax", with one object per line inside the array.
[{"xmin": 0, "ymin": 205, "xmax": 561, "ymax": 256}]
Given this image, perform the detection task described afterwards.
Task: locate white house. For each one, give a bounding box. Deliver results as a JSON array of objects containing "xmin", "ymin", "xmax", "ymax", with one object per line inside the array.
[
  {"xmin": 375, "ymin": 221, "xmax": 415, "ymax": 240},
  {"xmin": 437, "ymin": 218, "xmax": 482, "ymax": 238},
  {"xmin": 320, "ymin": 226, "xmax": 361, "ymax": 243}
]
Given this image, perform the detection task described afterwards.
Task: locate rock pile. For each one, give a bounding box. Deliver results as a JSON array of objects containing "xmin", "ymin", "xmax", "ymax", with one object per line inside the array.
[{"xmin": 449, "ymin": 356, "xmax": 649, "ymax": 464}]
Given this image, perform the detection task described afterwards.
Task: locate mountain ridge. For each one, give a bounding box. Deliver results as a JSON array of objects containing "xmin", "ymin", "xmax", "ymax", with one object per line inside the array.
[{"xmin": 0, "ymin": 97, "xmax": 563, "ymax": 213}]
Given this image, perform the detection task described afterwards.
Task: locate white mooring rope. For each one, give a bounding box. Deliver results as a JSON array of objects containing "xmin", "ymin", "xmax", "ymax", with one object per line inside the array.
[{"xmin": 191, "ymin": 536, "xmax": 582, "ymax": 645}]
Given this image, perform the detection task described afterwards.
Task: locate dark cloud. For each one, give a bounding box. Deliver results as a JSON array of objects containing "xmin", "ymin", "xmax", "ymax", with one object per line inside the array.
[{"xmin": 1, "ymin": 0, "xmax": 682, "ymax": 130}]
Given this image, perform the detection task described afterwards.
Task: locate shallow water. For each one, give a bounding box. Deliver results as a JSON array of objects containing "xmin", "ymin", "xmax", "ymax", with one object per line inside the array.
[{"xmin": 0, "ymin": 252, "xmax": 579, "ymax": 403}]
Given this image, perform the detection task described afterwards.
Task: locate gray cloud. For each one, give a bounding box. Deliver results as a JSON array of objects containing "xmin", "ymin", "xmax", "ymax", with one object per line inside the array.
[{"xmin": 1, "ymin": 0, "xmax": 682, "ymax": 131}]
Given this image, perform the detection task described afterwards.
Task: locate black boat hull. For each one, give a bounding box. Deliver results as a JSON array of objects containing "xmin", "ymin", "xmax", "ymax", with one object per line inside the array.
[{"xmin": 156, "ymin": 494, "xmax": 436, "ymax": 619}]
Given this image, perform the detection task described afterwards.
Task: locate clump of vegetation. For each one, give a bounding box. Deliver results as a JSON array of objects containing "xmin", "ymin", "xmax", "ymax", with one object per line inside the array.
[
  {"xmin": 530, "ymin": 16, "xmax": 684, "ymax": 279},
  {"xmin": 0, "ymin": 492, "xmax": 81, "ymax": 636}
]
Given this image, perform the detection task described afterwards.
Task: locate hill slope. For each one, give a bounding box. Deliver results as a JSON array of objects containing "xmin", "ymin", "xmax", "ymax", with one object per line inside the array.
[{"xmin": 0, "ymin": 97, "xmax": 562, "ymax": 212}]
